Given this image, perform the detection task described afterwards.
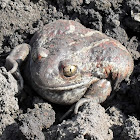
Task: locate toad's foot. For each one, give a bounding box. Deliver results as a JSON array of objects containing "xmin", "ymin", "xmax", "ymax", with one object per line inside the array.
[
  {"xmin": 60, "ymin": 79, "xmax": 112, "ymax": 121},
  {"xmin": 5, "ymin": 43, "xmax": 30, "ymax": 89},
  {"xmin": 74, "ymin": 98, "xmax": 92, "ymax": 114},
  {"xmin": 74, "ymin": 79, "xmax": 112, "ymax": 114}
]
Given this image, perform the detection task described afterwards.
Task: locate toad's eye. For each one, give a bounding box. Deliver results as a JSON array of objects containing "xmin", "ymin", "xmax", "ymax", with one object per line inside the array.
[{"xmin": 63, "ymin": 65, "xmax": 77, "ymax": 77}]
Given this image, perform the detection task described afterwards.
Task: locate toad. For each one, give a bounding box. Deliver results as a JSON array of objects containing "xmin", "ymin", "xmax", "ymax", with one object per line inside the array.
[{"xmin": 5, "ymin": 20, "xmax": 134, "ymax": 113}]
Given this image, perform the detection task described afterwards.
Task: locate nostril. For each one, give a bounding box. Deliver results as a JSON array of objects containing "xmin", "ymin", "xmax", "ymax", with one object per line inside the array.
[
  {"xmin": 38, "ymin": 48, "xmax": 49, "ymax": 58},
  {"xmin": 32, "ymin": 47, "xmax": 49, "ymax": 61}
]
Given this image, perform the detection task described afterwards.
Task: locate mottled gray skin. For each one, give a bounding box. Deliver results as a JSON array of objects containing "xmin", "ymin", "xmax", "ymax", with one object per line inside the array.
[{"xmin": 5, "ymin": 20, "xmax": 134, "ymax": 108}]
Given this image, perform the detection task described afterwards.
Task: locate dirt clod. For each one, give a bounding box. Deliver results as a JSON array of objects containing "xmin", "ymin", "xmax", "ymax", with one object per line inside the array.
[
  {"xmin": 45, "ymin": 102, "xmax": 113, "ymax": 140},
  {"xmin": 19, "ymin": 103, "xmax": 55, "ymax": 140}
]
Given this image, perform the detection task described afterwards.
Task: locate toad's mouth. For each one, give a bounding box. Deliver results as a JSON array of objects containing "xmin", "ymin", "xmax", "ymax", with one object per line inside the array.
[{"xmin": 34, "ymin": 77, "xmax": 99, "ymax": 91}]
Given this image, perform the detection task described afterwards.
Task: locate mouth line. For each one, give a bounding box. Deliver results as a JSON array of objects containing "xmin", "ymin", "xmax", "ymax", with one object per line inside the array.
[
  {"xmin": 45, "ymin": 82, "xmax": 90, "ymax": 90},
  {"xmin": 34, "ymin": 77, "xmax": 99, "ymax": 91}
]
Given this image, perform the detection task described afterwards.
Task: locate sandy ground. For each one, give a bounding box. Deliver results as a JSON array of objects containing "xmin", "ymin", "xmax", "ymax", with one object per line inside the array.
[{"xmin": 0, "ymin": 0, "xmax": 140, "ymax": 139}]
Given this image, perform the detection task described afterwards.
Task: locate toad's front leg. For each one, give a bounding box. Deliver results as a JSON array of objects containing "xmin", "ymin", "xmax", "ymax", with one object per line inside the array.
[
  {"xmin": 5, "ymin": 43, "xmax": 30, "ymax": 89},
  {"xmin": 74, "ymin": 79, "xmax": 112, "ymax": 114}
]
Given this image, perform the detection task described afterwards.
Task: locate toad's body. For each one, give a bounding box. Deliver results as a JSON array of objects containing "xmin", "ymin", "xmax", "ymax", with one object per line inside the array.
[{"xmin": 6, "ymin": 20, "xmax": 134, "ymax": 108}]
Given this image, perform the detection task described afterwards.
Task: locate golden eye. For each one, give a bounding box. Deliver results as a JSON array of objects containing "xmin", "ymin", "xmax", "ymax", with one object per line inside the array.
[{"xmin": 63, "ymin": 65, "xmax": 77, "ymax": 77}]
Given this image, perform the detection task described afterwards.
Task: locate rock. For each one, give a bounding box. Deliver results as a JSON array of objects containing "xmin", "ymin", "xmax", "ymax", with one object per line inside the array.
[
  {"xmin": 105, "ymin": 26, "xmax": 128, "ymax": 46},
  {"xmin": 46, "ymin": 102, "xmax": 113, "ymax": 140},
  {"xmin": 0, "ymin": 116, "xmax": 22, "ymax": 140},
  {"xmin": 79, "ymin": 8, "xmax": 102, "ymax": 31},
  {"xmin": 84, "ymin": 0, "xmax": 111, "ymax": 13},
  {"xmin": 18, "ymin": 103, "xmax": 55, "ymax": 140},
  {"xmin": 0, "ymin": 0, "xmax": 41, "ymax": 49},
  {"xmin": 121, "ymin": 116, "xmax": 140, "ymax": 140},
  {"xmin": 108, "ymin": 0, "xmax": 123, "ymax": 9},
  {"xmin": 124, "ymin": 0, "xmax": 140, "ymax": 32},
  {"xmin": 107, "ymin": 106, "xmax": 126, "ymax": 139},
  {"xmin": 0, "ymin": 67, "xmax": 19, "ymax": 137}
]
